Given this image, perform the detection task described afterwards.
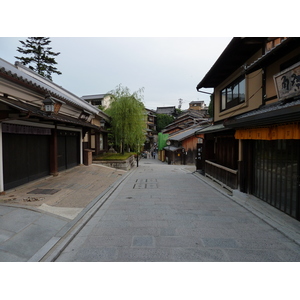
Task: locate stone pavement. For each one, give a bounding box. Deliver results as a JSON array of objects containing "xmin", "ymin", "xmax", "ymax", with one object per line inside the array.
[
  {"xmin": 49, "ymin": 157, "xmax": 300, "ymax": 262},
  {"xmin": 0, "ymin": 164, "xmax": 127, "ymax": 261}
]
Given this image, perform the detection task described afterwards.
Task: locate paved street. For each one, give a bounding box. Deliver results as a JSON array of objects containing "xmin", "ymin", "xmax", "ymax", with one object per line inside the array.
[{"xmin": 53, "ymin": 157, "xmax": 300, "ymax": 262}]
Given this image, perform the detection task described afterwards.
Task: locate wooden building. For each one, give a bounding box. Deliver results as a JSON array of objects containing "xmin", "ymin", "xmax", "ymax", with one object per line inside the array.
[
  {"xmin": 196, "ymin": 37, "xmax": 300, "ymax": 221},
  {"xmin": 164, "ymin": 125, "xmax": 205, "ymax": 165},
  {"xmin": 0, "ymin": 58, "xmax": 109, "ymax": 192}
]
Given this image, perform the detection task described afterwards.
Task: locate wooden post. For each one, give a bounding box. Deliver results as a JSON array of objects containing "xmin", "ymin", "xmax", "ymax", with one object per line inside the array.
[{"xmin": 50, "ymin": 126, "xmax": 58, "ymax": 176}]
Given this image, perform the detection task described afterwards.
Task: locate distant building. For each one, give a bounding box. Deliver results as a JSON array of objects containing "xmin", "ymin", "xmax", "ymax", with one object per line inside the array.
[
  {"xmin": 156, "ymin": 106, "xmax": 176, "ymax": 116},
  {"xmin": 189, "ymin": 100, "xmax": 205, "ymax": 109},
  {"xmin": 82, "ymin": 94, "xmax": 112, "ymax": 110},
  {"xmin": 189, "ymin": 100, "xmax": 208, "ymax": 115},
  {"xmin": 144, "ymin": 108, "xmax": 157, "ymax": 150},
  {"xmin": 162, "ymin": 110, "xmax": 209, "ymax": 135}
]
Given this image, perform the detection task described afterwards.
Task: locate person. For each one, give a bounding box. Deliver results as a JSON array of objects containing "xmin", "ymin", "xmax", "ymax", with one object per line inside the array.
[{"xmin": 153, "ymin": 151, "xmax": 156, "ymax": 159}]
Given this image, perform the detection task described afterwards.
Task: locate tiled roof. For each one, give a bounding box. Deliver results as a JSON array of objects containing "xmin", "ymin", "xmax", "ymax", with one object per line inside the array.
[
  {"xmin": 169, "ymin": 125, "xmax": 207, "ymax": 141},
  {"xmin": 225, "ymin": 99, "xmax": 300, "ymax": 128},
  {"xmin": 0, "ymin": 58, "xmax": 100, "ymax": 115},
  {"xmin": 0, "ymin": 97, "xmax": 100, "ymax": 129}
]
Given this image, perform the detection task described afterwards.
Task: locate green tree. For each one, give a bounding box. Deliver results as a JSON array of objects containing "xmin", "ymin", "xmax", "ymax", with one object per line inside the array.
[
  {"xmin": 15, "ymin": 37, "xmax": 62, "ymax": 81},
  {"xmin": 105, "ymin": 84, "xmax": 146, "ymax": 154},
  {"xmin": 156, "ymin": 113, "xmax": 174, "ymax": 132}
]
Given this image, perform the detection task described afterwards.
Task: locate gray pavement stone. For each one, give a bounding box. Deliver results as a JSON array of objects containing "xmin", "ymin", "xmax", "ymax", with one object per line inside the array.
[
  {"xmin": 172, "ymin": 247, "xmax": 229, "ymax": 262},
  {"xmin": 225, "ymin": 249, "xmax": 282, "ymax": 262},
  {"xmin": 64, "ymin": 246, "xmax": 118, "ymax": 262},
  {"xmin": 0, "ymin": 222, "xmax": 59, "ymax": 258},
  {"xmin": 201, "ymin": 238, "xmax": 240, "ymax": 249},
  {"xmin": 0, "ymin": 228, "xmax": 14, "ymax": 243},
  {"xmin": 0, "ymin": 206, "xmax": 15, "ymax": 216},
  {"xmin": 0, "ymin": 208, "xmax": 41, "ymax": 233},
  {"xmin": 0, "ymin": 249, "xmax": 28, "ymax": 262},
  {"xmin": 116, "ymin": 247, "xmax": 172, "ymax": 262},
  {"xmin": 132, "ymin": 236, "xmax": 154, "ymax": 247}
]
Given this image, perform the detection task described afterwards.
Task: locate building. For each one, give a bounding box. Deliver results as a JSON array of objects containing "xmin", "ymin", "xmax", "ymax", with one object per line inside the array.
[
  {"xmin": 162, "ymin": 110, "xmax": 208, "ymax": 135},
  {"xmin": 196, "ymin": 37, "xmax": 300, "ymax": 221},
  {"xmin": 163, "ymin": 125, "xmax": 206, "ymax": 165},
  {"xmin": 0, "ymin": 59, "xmax": 109, "ymax": 192},
  {"xmin": 156, "ymin": 106, "xmax": 176, "ymax": 116},
  {"xmin": 159, "ymin": 108, "xmax": 209, "ymax": 165},
  {"xmin": 188, "ymin": 100, "xmax": 208, "ymax": 115},
  {"xmin": 144, "ymin": 108, "xmax": 157, "ymax": 151},
  {"xmin": 81, "ymin": 94, "xmax": 112, "ymax": 110}
]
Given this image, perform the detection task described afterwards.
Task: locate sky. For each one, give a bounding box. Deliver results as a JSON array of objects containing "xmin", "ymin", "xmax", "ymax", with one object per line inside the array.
[
  {"xmin": 0, "ymin": 2, "xmax": 292, "ymax": 113},
  {"xmin": 0, "ymin": 37, "xmax": 232, "ymax": 110}
]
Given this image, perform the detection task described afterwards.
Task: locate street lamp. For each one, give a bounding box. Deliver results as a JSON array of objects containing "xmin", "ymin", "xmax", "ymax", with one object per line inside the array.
[{"xmin": 43, "ymin": 94, "xmax": 55, "ymax": 113}]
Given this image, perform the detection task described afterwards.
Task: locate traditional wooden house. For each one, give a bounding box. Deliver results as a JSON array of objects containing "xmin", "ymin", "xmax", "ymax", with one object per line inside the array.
[
  {"xmin": 156, "ymin": 106, "xmax": 176, "ymax": 116},
  {"xmin": 0, "ymin": 58, "xmax": 109, "ymax": 191},
  {"xmin": 162, "ymin": 110, "xmax": 208, "ymax": 135},
  {"xmin": 164, "ymin": 125, "xmax": 206, "ymax": 165},
  {"xmin": 144, "ymin": 108, "xmax": 157, "ymax": 151},
  {"xmin": 196, "ymin": 37, "xmax": 300, "ymax": 221}
]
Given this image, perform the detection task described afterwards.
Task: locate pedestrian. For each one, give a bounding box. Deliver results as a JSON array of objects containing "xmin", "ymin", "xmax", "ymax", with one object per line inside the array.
[{"xmin": 153, "ymin": 151, "xmax": 156, "ymax": 159}]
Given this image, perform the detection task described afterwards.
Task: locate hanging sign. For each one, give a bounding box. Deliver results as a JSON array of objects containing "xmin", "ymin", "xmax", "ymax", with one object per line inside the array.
[{"xmin": 274, "ymin": 61, "xmax": 300, "ymax": 101}]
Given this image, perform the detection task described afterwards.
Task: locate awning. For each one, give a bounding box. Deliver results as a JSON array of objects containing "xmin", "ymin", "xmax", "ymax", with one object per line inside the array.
[
  {"xmin": 0, "ymin": 97, "xmax": 101, "ymax": 130},
  {"xmin": 163, "ymin": 146, "xmax": 183, "ymax": 152}
]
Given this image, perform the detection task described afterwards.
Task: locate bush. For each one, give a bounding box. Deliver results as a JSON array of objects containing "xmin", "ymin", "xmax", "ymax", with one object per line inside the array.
[{"xmin": 93, "ymin": 152, "xmax": 135, "ymax": 161}]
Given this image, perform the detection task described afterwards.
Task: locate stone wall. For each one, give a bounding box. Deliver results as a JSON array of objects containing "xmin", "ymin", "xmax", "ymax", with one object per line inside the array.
[{"xmin": 92, "ymin": 155, "xmax": 136, "ymax": 171}]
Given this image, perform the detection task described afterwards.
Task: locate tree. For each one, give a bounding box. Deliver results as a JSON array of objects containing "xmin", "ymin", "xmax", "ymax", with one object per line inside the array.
[
  {"xmin": 105, "ymin": 84, "xmax": 146, "ymax": 154},
  {"xmin": 15, "ymin": 37, "xmax": 62, "ymax": 81},
  {"xmin": 156, "ymin": 113, "xmax": 174, "ymax": 132}
]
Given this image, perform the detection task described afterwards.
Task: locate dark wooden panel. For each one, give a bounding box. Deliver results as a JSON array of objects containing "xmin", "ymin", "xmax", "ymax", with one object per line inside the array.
[{"xmin": 3, "ymin": 133, "xmax": 50, "ymax": 190}]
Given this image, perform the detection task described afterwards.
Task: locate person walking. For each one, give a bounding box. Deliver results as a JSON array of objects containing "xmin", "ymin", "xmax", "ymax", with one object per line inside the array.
[{"xmin": 153, "ymin": 150, "xmax": 156, "ymax": 159}]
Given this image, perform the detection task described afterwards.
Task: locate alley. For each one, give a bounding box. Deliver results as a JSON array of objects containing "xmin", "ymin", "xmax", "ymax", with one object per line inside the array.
[{"xmin": 53, "ymin": 157, "xmax": 300, "ymax": 262}]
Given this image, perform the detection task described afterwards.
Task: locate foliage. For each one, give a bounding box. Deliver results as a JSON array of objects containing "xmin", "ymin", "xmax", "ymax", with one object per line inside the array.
[
  {"xmin": 15, "ymin": 37, "xmax": 62, "ymax": 81},
  {"xmin": 156, "ymin": 113, "xmax": 175, "ymax": 132},
  {"xmin": 93, "ymin": 152, "xmax": 135, "ymax": 161},
  {"xmin": 174, "ymin": 108, "xmax": 183, "ymax": 117},
  {"xmin": 104, "ymin": 84, "xmax": 146, "ymax": 154}
]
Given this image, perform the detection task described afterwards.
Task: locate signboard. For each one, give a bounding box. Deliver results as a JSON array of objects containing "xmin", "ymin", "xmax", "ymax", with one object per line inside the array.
[{"xmin": 274, "ymin": 61, "xmax": 300, "ymax": 101}]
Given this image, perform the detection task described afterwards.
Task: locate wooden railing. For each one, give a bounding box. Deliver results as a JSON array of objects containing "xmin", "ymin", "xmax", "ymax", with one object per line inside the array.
[{"xmin": 205, "ymin": 160, "xmax": 238, "ymax": 190}]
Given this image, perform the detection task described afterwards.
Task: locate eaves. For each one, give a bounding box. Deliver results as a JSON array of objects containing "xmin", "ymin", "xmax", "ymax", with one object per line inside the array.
[
  {"xmin": 224, "ymin": 99, "xmax": 300, "ymax": 128},
  {"xmin": 196, "ymin": 37, "xmax": 267, "ymax": 89}
]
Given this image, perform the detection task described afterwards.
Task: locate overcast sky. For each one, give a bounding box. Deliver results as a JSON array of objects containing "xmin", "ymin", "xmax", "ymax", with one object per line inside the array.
[
  {"xmin": 0, "ymin": 37, "xmax": 232, "ymax": 110},
  {"xmin": 0, "ymin": 2, "xmax": 291, "ymax": 112}
]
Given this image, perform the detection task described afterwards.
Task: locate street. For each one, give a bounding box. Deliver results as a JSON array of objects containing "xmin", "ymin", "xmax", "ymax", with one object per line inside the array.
[{"xmin": 53, "ymin": 157, "xmax": 300, "ymax": 262}]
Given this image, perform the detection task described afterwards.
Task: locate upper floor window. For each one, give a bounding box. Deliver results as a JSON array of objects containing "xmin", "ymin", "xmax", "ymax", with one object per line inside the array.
[{"xmin": 220, "ymin": 77, "xmax": 245, "ymax": 111}]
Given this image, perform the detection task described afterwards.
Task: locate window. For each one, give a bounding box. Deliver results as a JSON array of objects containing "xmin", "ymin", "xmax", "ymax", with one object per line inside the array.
[
  {"xmin": 91, "ymin": 99, "xmax": 102, "ymax": 106},
  {"xmin": 220, "ymin": 77, "xmax": 245, "ymax": 111}
]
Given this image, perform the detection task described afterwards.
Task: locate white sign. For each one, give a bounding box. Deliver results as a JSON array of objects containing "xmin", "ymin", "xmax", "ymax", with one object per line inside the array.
[{"xmin": 274, "ymin": 61, "xmax": 300, "ymax": 100}]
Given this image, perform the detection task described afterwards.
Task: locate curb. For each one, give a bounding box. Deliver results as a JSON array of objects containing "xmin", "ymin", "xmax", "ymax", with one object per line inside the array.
[{"xmin": 31, "ymin": 168, "xmax": 136, "ymax": 262}]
